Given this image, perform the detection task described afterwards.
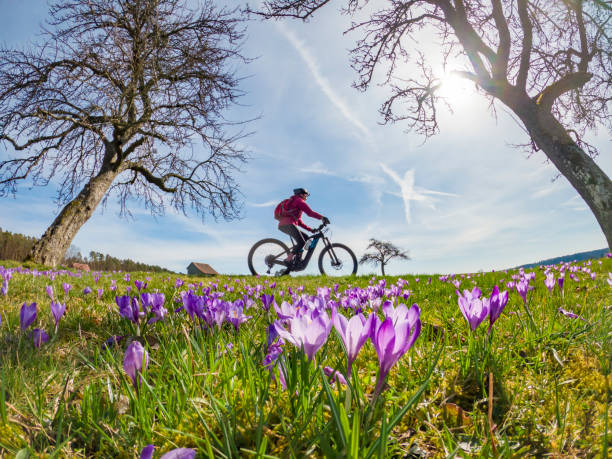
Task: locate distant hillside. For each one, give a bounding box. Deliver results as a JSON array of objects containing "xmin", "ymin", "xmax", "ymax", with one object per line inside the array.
[
  {"xmin": 0, "ymin": 227, "xmax": 173, "ymax": 273},
  {"xmin": 518, "ymin": 248, "xmax": 609, "ymax": 269}
]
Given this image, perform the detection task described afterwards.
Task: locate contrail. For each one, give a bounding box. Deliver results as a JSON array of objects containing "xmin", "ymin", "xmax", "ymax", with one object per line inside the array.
[{"xmin": 277, "ymin": 22, "xmax": 372, "ymax": 141}]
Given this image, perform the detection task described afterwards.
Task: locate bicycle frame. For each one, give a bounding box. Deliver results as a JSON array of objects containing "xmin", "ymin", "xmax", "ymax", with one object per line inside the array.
[{"xmin": 279, "ymin": 225, "xmax": 339, "ymax": 272}]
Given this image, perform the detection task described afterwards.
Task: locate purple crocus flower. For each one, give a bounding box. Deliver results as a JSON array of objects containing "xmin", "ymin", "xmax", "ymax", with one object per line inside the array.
[
  {"xmin": 274, "ymin": 301, "xmax": 297, "ymax": 321},
  {"xmin": 227, "ymin": 303, "xmax": 250, "ymax": 331},
  {"xmin": 123, "ymin": 341, "xmax": 149, "ymax": 388},
  {"xmin": 332, "ymin": 309, "xmax": 374, "ymax": 374},
  {"xmin": 263, "ymin": 341, "xmax": 283, "ymax": 371},
  {"xmin": 20, "ymin": 302, "xmax": 37, "ymax": 331},
  {"xmin": 1, "ymin": 280, "xmax": 7, "ymax": 296},
  {"xmin": 97, "ymin": 288, "xmax": 104, "ymax": 299},
  {"xmin": 323, "ymin": 366, "xmax": 348, "ymax": 385},
  {"xmin": 83, "ymin": 286, "xmax": 92, "ymax": 295},
  {"xmin": 62, "ymin": 282, "xmax": 72, "ymax": 297},
  {"xmin": 260, "ymin": 294, "xmax": 274, "ymax": 312},
  {"xmin": 274, "ymin": 310, "xmax": 332, "ymax": 361},
  {"xmin": 140, "ymin": 293, "xmax": 153, "ymax": 314},
  {"xmin": 516, "ymin": 280, "xmax": 529, "ymax": 304},
  {"xmin": 32, "ymin": 328, "xmax": 49, "ymax": 348},
  {"xmin": 46, "ymin": 285, "xmax": 54, "ymax": 300},
  {"xmin": 457, "ymin": 288, "xmax": 489, "ymax": 331},
  {"xmin": 210, "ymin": 303, "xmax": 227, "ymax": 330},
  {"xmin": 488, "ymin": 285, "xmax": 508, "ymax": 333},
  {"xmin": 159, "ymin": 449, "xmax": 196, "ymax": 459},
  {"xmin": 102, "ymin": 335, "xmax": 126, "ymax": 350},
  {"xmin": 557, "ymin": 307, "xmax": 585, "ymax": 321},
  {"xmin": 141, "ymin": 445, "xmax": 155, "ymax": 459},
  {"xmin": 372, "ymin": 304, "xmax": 421, "ymax": 396},
  {"xmin": 134, "ymin": 280, "xmax": 147, "ymax": 291},
  {"xmin": 50, "ymin": 301, "xmax": 66, "ymax": 332},
  {"xmin": 267, "ymin": 323, "xmax": 279, "ymax": 348},
  {"xmin": 148, "ymin": 293, "xmax": 167, "ymax": 324},
  {"xmin": 175, "ymin": 278, "xmax": 184, "ymax": 288},
  {"xmin": 181, "ymin": 291, "xmax": 203, "ymax": 320},
  {"xmin": 544, "ymin": 273, "xmax": 555, "ymax": 293},
  {"xmin": 558, "ymin": 276, "xmax": 565, "ymax": 291},
  {"xmin": 116, "ymin": 296, "xmax": 141, "ymax": 324},
  {"xmin": 110, "ymin": 280, "xmax": 117, "ymax": 291}
]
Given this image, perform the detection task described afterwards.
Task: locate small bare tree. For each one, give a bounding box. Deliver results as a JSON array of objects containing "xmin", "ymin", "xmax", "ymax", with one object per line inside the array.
[
  {"xmin": 0, "ymin": 0, "xmax": 249, "ymax": 266},
  {"xmin": 359, "ymin": 239, "xmax": 410, "ymax": 276}
]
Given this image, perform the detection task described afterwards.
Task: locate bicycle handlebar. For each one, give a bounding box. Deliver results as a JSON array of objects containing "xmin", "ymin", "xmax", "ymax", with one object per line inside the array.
[{"xmin": 312, "ymin": 221, "xmax": 329, "ymax": 233}]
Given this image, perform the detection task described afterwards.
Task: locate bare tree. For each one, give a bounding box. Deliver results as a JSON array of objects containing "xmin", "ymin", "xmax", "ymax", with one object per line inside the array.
[
  {"xmin": 359, "ymin": 238, "xmax": 410, "ymax": 276},
  {"xmin": 0, "ymin": 0, "xmax": 250, "ymax": 266},
  {"xmin": 251, "ymin": 0, "xmax": 612, "ymax": 250}
]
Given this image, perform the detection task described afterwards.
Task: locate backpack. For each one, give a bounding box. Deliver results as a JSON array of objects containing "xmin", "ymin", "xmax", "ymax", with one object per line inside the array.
[{"xmin": 274, "ymin": 197, "xmax": 300, "ymax": 221}]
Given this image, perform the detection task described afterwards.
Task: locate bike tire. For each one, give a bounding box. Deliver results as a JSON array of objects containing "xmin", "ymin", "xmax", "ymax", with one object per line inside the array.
[
  {"xmin": 248, "ymin": 238, "xmax": 291, "ymax": 276},
  {"xmin": 318, "ymin": 243, "xmax": 358, "ymax": 276}
]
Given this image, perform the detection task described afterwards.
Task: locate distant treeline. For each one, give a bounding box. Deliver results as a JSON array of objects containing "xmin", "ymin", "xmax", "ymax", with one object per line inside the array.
[
  {"xmin": 518, "ymin": 248, "xmax": 609, "ymax": 269},
  {"xmin": 0, "ymin": 227, "xmax": 172, "ymax": 273}
]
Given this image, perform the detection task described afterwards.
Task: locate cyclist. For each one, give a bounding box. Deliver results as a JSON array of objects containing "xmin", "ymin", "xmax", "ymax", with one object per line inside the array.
[{"xmin": 277, "ymin": 188, "xmax": 330, "ymax": 264}]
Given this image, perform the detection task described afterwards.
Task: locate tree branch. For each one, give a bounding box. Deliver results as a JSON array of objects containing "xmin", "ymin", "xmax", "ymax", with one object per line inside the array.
[
  {"xmin": 125, "ymin": 164, "xmax": 178, "ymax": 193},
  {"xmin": 536, "ymin": 71, "xmax": 593, "ymax": 111},
  {"xmin": 491, "ymin": 0, "xmax": 511, "ymax": 81},
  {"xmin": 516, "ymin": 0, "xmax": 533, "ymax": 90}
]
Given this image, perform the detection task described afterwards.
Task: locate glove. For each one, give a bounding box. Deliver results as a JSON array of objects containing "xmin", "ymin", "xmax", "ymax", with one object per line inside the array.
[{"xmin": 322, "ymin": 216, "xmax": 330, "ymax": 225}]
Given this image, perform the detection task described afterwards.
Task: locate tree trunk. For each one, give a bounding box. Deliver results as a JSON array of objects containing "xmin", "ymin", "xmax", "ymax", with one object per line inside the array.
[
  {"xmin": 381, "ymin": 263, "xmax": 386, "ymax": 276},
  {"xmin": 27, "ymin": 165, "xmax": 121, "ymax": 267},
  {"xmin": 515, "ymin": 101, "xmax": 612, "ymax": 250}
]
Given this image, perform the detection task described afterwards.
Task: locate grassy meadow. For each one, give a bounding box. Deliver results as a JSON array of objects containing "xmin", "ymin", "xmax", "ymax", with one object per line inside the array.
[{"xmin": 0, "ymin": 257, "xmax": 610, "ymax": 458}]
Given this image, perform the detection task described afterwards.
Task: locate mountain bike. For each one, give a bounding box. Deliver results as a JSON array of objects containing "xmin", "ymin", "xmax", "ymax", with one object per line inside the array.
[{"xmin": 247, "ymin": 222, "xmax": 357, "ymax": 277}]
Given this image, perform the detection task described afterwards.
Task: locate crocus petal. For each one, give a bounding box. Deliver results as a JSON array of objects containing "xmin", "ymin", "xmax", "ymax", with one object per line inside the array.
[
  {"xmin": 123, "ymin": 341, "xmax": 149, "ymax": 388},
  {"xmin": 323, "ymin": 366, "xmax": 348, "ymax": 385},
  {"xmin": 20, "ymin": 303, "xmax": 37, "ymax": 331},
  {"xmin": 140, "ymin": 445, "xmax": 155, "ymax": 459},
  {"xmin": 160, "ymin": 449, "xmax": 196, "ymax": 459},
  {"xmin": 32, "ymin": 328, "xmax": 49, "ymax": 348},
  {"xmin": 50, "ymin": 301, "xmax": 67, "ymax": 326},
  {"xmin": 374, "ymin": 318, "xmax": 397, "ymax": 378}
]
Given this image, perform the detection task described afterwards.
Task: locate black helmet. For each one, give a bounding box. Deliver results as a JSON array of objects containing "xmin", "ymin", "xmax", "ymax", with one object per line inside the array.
[{"xmin": 293, "ymin": 187, "xmax": 309, "ymax": 196}]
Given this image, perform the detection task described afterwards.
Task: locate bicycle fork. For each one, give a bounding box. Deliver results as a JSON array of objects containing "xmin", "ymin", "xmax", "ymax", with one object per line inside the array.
[{"xmin": 323, "ymin": 238, "xmax": 342, "ymax": 267}]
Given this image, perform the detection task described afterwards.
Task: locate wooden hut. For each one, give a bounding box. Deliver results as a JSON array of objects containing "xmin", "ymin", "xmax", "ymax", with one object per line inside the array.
[{"xmin": 186, "ymin": 262, "xmax": 219, "ymax": 276}]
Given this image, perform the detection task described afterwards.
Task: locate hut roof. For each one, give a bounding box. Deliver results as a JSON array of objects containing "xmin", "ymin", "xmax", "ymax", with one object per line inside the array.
[{"xmin": 188, "ymin": 262, "xmax": 219, "ymax": 275}]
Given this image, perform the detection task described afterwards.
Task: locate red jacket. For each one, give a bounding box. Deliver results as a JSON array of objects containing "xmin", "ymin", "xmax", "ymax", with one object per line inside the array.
[{"xmin": 277, "ymin": 195, "xmax": 323, "ymax": 231}]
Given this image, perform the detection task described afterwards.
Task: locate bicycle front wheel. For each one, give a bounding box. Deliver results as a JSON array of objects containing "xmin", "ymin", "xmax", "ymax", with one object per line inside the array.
[
  {"xmin": 248, "ymin": 238, "xmax": 291, "ymax": 276},
  {"xmin": 318, "ymin": 243, "xmax": 358, "ymax": 276}
]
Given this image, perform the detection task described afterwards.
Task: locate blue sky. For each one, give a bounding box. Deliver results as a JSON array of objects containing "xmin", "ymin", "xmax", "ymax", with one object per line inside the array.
[{"xmin": 1, "ymin": 1, "xmax": 610, "ymax": 275}]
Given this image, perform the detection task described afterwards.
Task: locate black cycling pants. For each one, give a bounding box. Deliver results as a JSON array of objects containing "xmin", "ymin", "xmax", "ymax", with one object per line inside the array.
[{"xmin": 279, "ymin": 225, "xmax": 309, "ymax": 254}]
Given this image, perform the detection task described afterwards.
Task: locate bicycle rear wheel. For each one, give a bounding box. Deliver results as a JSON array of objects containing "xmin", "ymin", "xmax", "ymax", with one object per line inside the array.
[
  {"xmin": 318, "ymin": 243, "xmax": 357, "ymax": 276},
  {"xmin": 248, "ymin": 238, "xmax": 291, "ymax": 276}
]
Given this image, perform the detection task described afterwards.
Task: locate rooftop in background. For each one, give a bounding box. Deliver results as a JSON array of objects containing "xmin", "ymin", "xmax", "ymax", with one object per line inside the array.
[{"xmin": 187, "ymin": 262, "xmax": 219, "ymax": 276}]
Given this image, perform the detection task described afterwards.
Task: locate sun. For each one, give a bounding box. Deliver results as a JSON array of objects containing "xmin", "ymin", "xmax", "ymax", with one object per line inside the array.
[{"xmin": 436, "ymin": 73, "xmax": 477, "ymax": 107}]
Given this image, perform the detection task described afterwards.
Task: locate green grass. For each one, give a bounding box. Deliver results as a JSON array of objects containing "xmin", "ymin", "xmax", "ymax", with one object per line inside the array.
[{"xmin": 0, "ymin": 258, "xmax": 610, "ymax": 458}]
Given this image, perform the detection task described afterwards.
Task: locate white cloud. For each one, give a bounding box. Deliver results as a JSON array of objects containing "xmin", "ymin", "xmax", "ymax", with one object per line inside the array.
[
  {"xmin": 300, "ymin": 161, "xmax": 337, "ymax": 176},
  {"xmin": 249, "ymin": 200, "xmax": 278, "ymax": 208},
  {"xmin": 560, "ymin": 196, "xmax": 589, "ymax": 211},
  {"xmin": 531, "ymin": 184, "xmax": 559, "ymax": 199}
]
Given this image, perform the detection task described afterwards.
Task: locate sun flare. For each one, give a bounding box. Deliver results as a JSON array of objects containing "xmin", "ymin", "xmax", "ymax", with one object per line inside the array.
[{"xmin": 436, "ymin": 73, "xmax": 476, "ymax": 106}]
